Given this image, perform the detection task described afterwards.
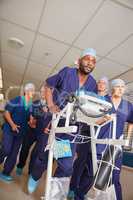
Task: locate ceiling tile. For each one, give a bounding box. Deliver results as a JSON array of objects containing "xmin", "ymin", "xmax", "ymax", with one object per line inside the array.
[
  {"xmin": 124, "ymin": 81, "xmax": 133, "ymax": 103},
  {"xmin": 0, "ymin": 0, "xmax": 45, "ymax": 31},
  {"xmin": 2, "ymin": 53, "xmax": 27, "ymax": 75},
  {"xmin": 23, "ymin": 79, "xmax": 42, "ymax": 90},
  {"xmin": 4, "ymin": 81, "xmax": 14, "ymax": 90},
  {"xmin": 115, "ymin": 69, "xmax": 133, "ymax": 83},
  {"xmin": 53, "ymin": 47, "xmax": 101, "ymax": 75},
  {"xmin": 30, "ymin": 34, "xmax": 69, "ymax": 67},
  {"xmin": 39, "ymin": 0, "xmax": 103, "ymax": 43},
  {"xmin": 92, "ymin": 58, "xmax": 130, "ymax": 80},
  {"xmin": 3, "ymin": 69, "xmax": 22, "ymax": 85},
  {"xmin": 0, "ymin": 20, "xmax": 2, "ymax": 35},
  {"xmin": 1, "ymin": 21, "xmax": 35, "ymax": 58},
  {"xmin": 24, "ymin": 61, "xmax": 51, "ymax": 83},
  {"xmin": 53, "ymin": 47, "xmax": 82, "ymax": 73},
  {"xmin": 75, "ymin": 0, "xmax": 133, "ymax": 56},
  {"xmin": 114, "ymin": 0, "xmax": 133, "ymax": 9},
  {"xmin": 107, "ymin": 35, "xmax": 133, "ymax": 67},
  {"xmin": 126, "ymin": 82, "xmax": 133, "ymax": 91},
  {"xmin": 4, "ymin": 80, "xmax": 21, "ymax": 99},
  {"xmin": 4, "ymin": 80, "xmax": 18, "ymax": 94}
]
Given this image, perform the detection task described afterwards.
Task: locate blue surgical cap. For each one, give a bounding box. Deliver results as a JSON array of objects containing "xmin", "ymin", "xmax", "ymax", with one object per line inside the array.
[
  {"xmin": 111, "ymin": 79, "xmax": 125, "ymax": 89},
  {"xmin": 24, "ymin": 83, "xmax": 35, "ymax": 92},
  {"xmin": 80, "ymin": 48, "xmax": 96, "ymax": 59},
  {"xmin": 98, "ymin": 76, "xmax": 108, "ymax": 84}
]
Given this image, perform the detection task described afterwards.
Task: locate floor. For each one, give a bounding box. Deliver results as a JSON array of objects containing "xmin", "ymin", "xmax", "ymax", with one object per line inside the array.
[
  {"xmin": 0, "ymin": 165, "xmax": 133, "ymax": 200},
  {"xmin": 0, "ymin": 151, "xmax": 133, "ymax": 200},
  {"xmin": 121, "ymin": 166, "xmax": 133, "ymax": 200},
  {"xmin": 0, "ymin": 164, "xmax": 46, "ymax": 200}
]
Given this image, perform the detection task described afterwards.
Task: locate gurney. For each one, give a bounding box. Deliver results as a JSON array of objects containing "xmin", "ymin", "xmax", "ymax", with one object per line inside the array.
[{"xmin": 44, "ymin": 92, "xmax": 129, "ymax": 200}]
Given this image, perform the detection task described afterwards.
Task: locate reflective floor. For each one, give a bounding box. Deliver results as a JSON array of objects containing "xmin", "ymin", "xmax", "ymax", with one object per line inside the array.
[
  {"xmin": 0, "ymin": 146, "xmax": 46, "ymax": 200},
  {"xmin": 0, "ymin": 161, "xmax": 133, "ymax": 200},
  {"xmin": 0, "ymin": 165, "xmax": 46, "ymax": 200}
]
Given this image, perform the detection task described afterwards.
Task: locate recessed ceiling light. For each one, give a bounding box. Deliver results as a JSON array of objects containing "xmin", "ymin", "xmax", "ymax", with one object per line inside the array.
[{"xmin": 8, "ymin": 37, "xmax": 24, "ymax": 49}]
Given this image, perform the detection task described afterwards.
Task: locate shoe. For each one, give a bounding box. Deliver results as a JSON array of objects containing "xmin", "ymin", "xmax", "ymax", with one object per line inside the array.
[
  {"xmin": 67, "ymin": 190, "xmax": 75, "ymax": 199},
  {"xmin": 28, "ymin": 175, "xmax": 39, "ymax": 193},
  {"xmin": 0, "ymin": 172, "xmax": 13, "ymax": 183},
  {"xmin": 16, "ymin": 167, "xmax": 23, "ymax": 176}
]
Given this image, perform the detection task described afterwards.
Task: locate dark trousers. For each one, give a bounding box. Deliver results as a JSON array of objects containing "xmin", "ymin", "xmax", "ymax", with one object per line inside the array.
[
  {"xmin": 70, "ymin": 142, "xmax": 93, "ymax": 200},
  {"xmin": 17, "ymin": 127, "xmax": 37, "ymax": 169},
  {"xmin": 0, "ymin": 131, "xmax": 23, "ymax": 175},
  {"xmin": 54, "ymin": 142, "xmax": 76, "ymax": 177},
  {"xmin": 31, "ymin": 135, "xmax": 77, "ymax": 181},
  {"xmin": 30, "ymin": 133, "xmax": 49, "ymax": 180},
  {"xmin": 70, "ymin": 143, "xmax": 123, "ymax": 200}
]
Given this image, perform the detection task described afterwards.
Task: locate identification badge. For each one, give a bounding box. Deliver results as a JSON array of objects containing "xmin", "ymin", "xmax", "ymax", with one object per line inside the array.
[{"xmin": 53, "ymin": 139, "xmax": 72, "ymax": 159}]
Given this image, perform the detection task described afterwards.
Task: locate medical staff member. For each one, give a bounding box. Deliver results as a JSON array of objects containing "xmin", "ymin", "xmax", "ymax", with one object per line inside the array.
[
  {"xmin": 96, "ymin": 79, "xmax": 133, "ymax": 200},
  {"xmin": 0, "ymin": 83, "xmax": 35, "ymax": 182},
  {"xmin": 27, "ymin": 48, "xmax": 97, "ymax": 196},
  {"xmin": 16, "ymin": 86, "xmax": 48, "ymax": 176},
  {"xmin": 74, "ymin": 79, "xmax": 133, "ymax": 200},
  {"xmin": 68, "ymin": 76, "xmax": 109, "ymax": 200},
  {"xmin": 27, "ymin": 89, "xmax": 52, "ymax": 193}
]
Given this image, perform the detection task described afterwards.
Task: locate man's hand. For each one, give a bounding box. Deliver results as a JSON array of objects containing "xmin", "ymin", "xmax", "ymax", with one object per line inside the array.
[
  {"xmin": 11, "ymin": 123, "xmax": 20, "ymax": 133},
  {"xmin": 44, "ymin": 122, "xmax": 51, "ymax": 134},
  {"xmin": 96, "ymin": 114, "xmax": 112, "ymax": 125},
  {"xmin": 48, "ymin": 104, "xmax": 60, "ymax": 113},
  {"xmin": 28, "ymin": 117, "xmax": 37, "ymax": 128},
  {"xmin": 43, "ymin": 106, "xmax": 48, "ymax": 113}
]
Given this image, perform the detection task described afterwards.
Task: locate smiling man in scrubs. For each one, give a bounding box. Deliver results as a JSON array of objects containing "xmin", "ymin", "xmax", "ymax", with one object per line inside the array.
[
  {"xmin": 27, "ymin": 48, "xmax": 98, "ymax": 197},
  {"xmin": 68, "ymin": 76, "xmax": 109, "ymax": 200}
]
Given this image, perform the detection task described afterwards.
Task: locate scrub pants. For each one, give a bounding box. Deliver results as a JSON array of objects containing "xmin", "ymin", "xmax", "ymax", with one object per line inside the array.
[
  {"xmin": 70, "ymin": 144, "xmax": 93, "ymax": 200},
  {"xmin": 112, "ymin": 156, "xmax": 123, "ymax": 200},
  {"xmin": 30, "ymin": 133, "xmax": 49, "ymax": 180},
  {"xmin": 31, "ymin": 133, "xmax": 77, "ymax": 181},
  {"xmin": 29, "ymin": 112, "xmax": 52, "ymax": 178},
  {"xmin": 17, "ymin": 127, "xmax": 37, "ymax": 170},
  {"xmin": 54, "ymin": 142, "xmax": 76, "ymax": 177},
  {"xmin": 0, "ymin": 130, "xmax": 23, "ymax": 175},
  {"xmin": 53, "ymin": 119, "xmax": 77, "ymax": 178},
  {"xmin": 31, "ymin": 118, "xmax": 77, "ymax": 181},
  {"xmin": 71, "ymin": 148, "xmax": 123, "ymax": 200},
  {"xmin": 70, "ymin": 125, "xmax": 92, "ymax": 195}
]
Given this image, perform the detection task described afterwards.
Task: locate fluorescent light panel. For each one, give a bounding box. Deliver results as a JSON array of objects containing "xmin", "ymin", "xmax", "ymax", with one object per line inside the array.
[{"xmin": 0, "ymin": 67, "xmax": 3, "ymax": 88}]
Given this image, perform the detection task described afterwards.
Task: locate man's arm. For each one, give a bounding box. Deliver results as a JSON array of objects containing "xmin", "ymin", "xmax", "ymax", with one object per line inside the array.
[
  {"xmin": 44, "ymin": 84, "xmax": 60, "ymax": 113},
  {"xmin": 127, "ymin": 123, "xmax": 133, "ymax": 138},
  {"xmin": 28, "ymin": 115, "xmax": 37, "ymax": 128},
  {"xmin": 4, "ymin": 111, "xmax": 20, "ymax": 133},
  {"xmin": 44, "ymin": 67, "xmax": 69, "ymax": 113},
  {"xmin": 95, "ymin": 115, "xmax": 112, "ymax": 125}
]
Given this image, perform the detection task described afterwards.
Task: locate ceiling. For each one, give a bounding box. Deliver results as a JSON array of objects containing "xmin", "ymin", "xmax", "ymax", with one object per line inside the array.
[{"xmin": 0, "ymin": 0, "xmax": 133, "ymax": 99}]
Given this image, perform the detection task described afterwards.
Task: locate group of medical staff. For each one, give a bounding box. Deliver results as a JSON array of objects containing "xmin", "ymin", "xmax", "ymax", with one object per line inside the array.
[{"xmin": 0, "ymin": 48, "xmax": 133, "ymax": 200}]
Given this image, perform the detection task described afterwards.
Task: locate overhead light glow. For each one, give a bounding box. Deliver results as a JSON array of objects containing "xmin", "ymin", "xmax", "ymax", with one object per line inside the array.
[{"xmin": 0, "ymin": 68, "xmax": 3, "ymax": 89}]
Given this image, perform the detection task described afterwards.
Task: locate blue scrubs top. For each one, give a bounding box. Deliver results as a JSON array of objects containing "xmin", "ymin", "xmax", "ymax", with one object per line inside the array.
[
  {"xmin": 3, "ymin": 96, "xmax": 31, "ymax": 136},
  {"xmin": 31, "ymin": 100, "xmax": 52, "ymax": 134},
  {"xmin": 46, "ymin": 66, "xmax": 97, "ymax": 108},
  {"xmin": 97, "ymin": 97, "xmax": 133, "ymax": 154}
]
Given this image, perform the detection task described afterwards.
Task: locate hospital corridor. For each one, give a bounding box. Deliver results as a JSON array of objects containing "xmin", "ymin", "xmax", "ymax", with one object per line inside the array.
[{"xmin": 0, "ymin": 0, "xmax": 133, "ymax": 200}]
